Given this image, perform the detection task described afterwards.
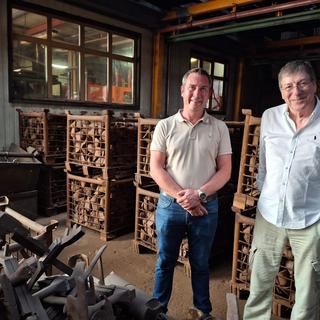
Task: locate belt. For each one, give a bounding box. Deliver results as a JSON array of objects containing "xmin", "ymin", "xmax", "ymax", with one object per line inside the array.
[{"xmin": 161, "ymin": 192, "xmax": 217, "ymax": 202}]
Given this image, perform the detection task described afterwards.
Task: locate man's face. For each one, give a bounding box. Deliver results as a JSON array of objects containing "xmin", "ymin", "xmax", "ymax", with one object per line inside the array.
[
  {"xmin": 181, "ymin": 73, "xmax": 210, "ymax": 112},
  {"xmin": 280, "ymin": 71, "xmax": 317, "ymax": 113}
]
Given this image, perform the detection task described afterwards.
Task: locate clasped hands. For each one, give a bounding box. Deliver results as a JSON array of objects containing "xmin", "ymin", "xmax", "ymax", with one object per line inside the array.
[{"xmin": 176, "ymin": 189, "xmax": 208, "ymax": 216}]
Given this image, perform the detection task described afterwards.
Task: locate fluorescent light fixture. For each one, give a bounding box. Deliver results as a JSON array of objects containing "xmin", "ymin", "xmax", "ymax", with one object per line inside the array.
[{"xmin": 52, "ymin": 63, "xmax": 68, "ymax": 69}]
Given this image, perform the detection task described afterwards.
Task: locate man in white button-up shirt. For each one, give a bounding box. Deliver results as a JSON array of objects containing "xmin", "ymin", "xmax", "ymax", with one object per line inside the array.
[{"xmin": 244, "ymin": 60, "xmax": 320, "ymax": 320}]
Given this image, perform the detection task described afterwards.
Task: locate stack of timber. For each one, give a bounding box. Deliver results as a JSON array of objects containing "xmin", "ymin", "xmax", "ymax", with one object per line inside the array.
[
  {"xmin": 18, "ymin": 109, "xmax": 67, "ymax": 216},
  {"xmin": 65, "ymin": 111, "xmax": 138, "ymax": 241},
  {"xmin": 230, "ymin": 110, "xmax": 295, "ymax": 318}
]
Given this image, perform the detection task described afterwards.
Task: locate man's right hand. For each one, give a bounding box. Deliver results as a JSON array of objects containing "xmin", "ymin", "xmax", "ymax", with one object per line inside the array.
[{"xmin": 187, "ymin": 203, "xmax": 208, "ymax": 216}]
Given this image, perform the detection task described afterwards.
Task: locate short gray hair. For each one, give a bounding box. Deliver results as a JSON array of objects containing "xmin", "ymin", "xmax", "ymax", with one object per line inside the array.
[
  {"xmin": 182, "ymin": 68, "xmax": 212, "ymax": 87},
  {"xmin": 278, "ymin": 60, "xmax": 316, "ymax": 88}
]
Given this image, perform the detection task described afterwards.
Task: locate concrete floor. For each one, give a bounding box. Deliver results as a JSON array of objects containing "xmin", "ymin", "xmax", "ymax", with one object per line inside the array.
[
  {"xmin": 37, "ymin": 212, "xmax": 239, "ymax": 320},
  {"xmin": 37, "ymin": 212, "xmax": 286, "ymax": 320}
]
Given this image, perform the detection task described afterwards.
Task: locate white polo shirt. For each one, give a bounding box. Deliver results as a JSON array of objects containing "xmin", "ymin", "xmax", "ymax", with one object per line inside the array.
[
  {"xmin": 150, "ymin": 110, "xmax": 232, "ymax": 190},
  {"xmin": 257, "ymin": 98, "xmax": 320, "ymax": 229}
]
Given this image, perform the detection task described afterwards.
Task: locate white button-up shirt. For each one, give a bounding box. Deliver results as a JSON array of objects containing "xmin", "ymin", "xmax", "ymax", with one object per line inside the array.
[{"xmin": 257, "ymin": 98, "xmax": 320, "ymax": 229}]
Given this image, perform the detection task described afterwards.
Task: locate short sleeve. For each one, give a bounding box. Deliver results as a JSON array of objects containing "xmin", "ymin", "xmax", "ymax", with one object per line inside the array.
[
  {"xmin": 218, "ymin": 121, "xmax": 232, "ymax": 156},
  {"xmin": 150, "ymin": 120, "xmax": 167, "ymax": 153}
]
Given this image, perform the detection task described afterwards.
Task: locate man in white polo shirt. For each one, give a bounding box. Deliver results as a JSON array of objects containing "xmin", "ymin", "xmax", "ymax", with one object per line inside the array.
[
  {"xmin": 244, "ymin": 60, "xmax": 320, "ymax": 319},
  {"xmin": 150, "ymin": 67, "xmax": 232, "ymax": 320}
]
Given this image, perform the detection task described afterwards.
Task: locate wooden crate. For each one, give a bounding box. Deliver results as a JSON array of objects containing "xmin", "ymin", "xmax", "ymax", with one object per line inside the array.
[
  {"xmin": 225, "ymin": 121, "xmax": 244, "ymax": 187},
  {"xmin": 66, "ymin": 112, "xmax": 138, "ymax": 179},
  {"xmin": 134, "ymin": 187, "xmax": 159, "ymax": 252},
  {"xmin": 230, "ymin": 211, "xmax": 294, "ymax": 317},
  {"xmin": 38, "ymin": 165, "xmax": 66, "ymax": 216},
  {"xmin": 232, "ymin": 110, "xmax": 261, "ymax": 214},
  {"xmin": 67, "ymin": 173, "xmax": 135, "ymax": 241},
  {"xmin": 134, "ymin": 186, "xmax": 192, "ymax": 276},
  {"xmin": 18, "ymin": 109, "xmax": 67, "ymax": 164},
  {"xmin": 136, "ymin": 118, "xmax": 159, "ymax": 179}
]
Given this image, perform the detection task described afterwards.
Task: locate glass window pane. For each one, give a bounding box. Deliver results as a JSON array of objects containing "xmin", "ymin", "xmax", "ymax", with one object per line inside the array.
[
  {"xmin": 214, "ymin": 62, "xmax": 224, "ymax": 77},
  {"xmin": 85, "ymin": 54, "xmax": 108, "ymax": 102},
  {"xmin": 112, "ymin": 35, "xmax": 134, "ymax": 58},
  {"xmin": 85, "ymin": 27, "xmax": 108, "ymax": 52},
  {"xmin": 12, "ymin": 9, "xmax": 47, "ymax": 39},
  {"xmin": 212, "ymin": 80, "xmax": 224, "ymax": 111},
  {"xmin": 52, "ymin": 19, "xmax": 79, "ymax": 45},
  {"xmin": 190, "ymin": 57, "xmax": 199, "ymax": 69},
  {"xmin": 112, "ymin": 60, "xmax": 133, "ymax": 104},
  {"xmin": 13, "ymin": 40, "xmax": 47, "ymax": 99},
  {"xmin": 52, "ymin": 48, "xmax": 79, "ymax": 100},
  {"xmin": 203, "ymin": 61, "xmax": 211, "ymax": 74}
]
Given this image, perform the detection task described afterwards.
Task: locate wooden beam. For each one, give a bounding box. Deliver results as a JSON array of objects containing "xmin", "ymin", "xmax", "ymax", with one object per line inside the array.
[
  {"xmin": 233, "ymin": 59, "xmax": 244, "ymax": 121},
  {"xmin": 163, "ymin": 0, "xmax": 264, "ymax": 21},
  {"xmin": 226, "ymin": 293, "xmax": 240, "ymax": 320},
  {"xmin": 151, "ymin": 33, "xmax": 164, "ymax": 118},
  {"xmin": 263, "ymin": 35, "xmax": 320, "ymax": 48}
]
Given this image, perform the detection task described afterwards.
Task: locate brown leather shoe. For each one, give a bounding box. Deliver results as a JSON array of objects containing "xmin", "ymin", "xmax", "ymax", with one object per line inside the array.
[{"xmin": 186, "ymin": 307, "xmax": 215, "ymax": 320}]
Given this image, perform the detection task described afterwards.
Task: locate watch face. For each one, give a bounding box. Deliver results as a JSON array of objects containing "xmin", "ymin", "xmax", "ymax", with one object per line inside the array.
[{"xmin": 199, "ymin": 192, "xmax": 206, "ymax": 201}]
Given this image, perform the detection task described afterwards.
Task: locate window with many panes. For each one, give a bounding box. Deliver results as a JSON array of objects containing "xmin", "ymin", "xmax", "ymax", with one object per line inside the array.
[
  {"xmin": 190, "ymin": 56, "xmax": 226, "ymax": 113},
  {"xmin": 10, "ymin": 5, "xmax": 139, "ymax": 107}
]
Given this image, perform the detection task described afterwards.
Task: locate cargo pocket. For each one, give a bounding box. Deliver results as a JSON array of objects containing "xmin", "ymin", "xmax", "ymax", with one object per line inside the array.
[
  {"xmin": 311, "ymin": 258, "xmax": 320, "ymax": 289},
  {"xmin": 248, "ymin": 245, "xmax": 257, "ymax": 270}
]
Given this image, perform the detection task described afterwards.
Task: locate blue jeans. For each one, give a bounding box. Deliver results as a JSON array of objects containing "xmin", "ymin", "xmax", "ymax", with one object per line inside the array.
[{"xmin": 153, "ymin": 192, "xmax": 219, "ymax": 314}]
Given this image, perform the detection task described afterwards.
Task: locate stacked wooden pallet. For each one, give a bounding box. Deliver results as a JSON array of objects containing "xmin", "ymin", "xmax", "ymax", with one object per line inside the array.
[
  {"xmin": 65, "ymin": 111, "xmax": 138, "ymax": 241},
  {"xmin": 230, "ymin": 110, "xmax": 295, "ymax": 319}
]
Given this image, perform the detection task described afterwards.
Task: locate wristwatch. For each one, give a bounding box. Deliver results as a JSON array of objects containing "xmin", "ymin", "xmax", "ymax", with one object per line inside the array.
[{"xmin": 197, "ymin": 189, "xmax": 207, "ymax": 203}]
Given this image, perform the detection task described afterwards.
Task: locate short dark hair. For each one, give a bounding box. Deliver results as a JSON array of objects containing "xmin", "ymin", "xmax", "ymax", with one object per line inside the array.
[
  {"xmin": 182, "ymin": 68, "xmax": 212, "ymax": 87},
  {"xmin": 278, "ymin": 60, "xmax": 316, "ymax": 88}
]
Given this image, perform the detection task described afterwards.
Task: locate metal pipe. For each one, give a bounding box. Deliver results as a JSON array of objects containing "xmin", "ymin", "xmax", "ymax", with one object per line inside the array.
[
  {"xmin": 168, "ymin": 9, "xmax": 320, "ymax": 42},
  {"xmin": 163, "ymin": 0, "xmax": 264, "ymax": 21},
  {"xmin": 159, "ymin": 0, "xmax": 320, "ymax": 34}
]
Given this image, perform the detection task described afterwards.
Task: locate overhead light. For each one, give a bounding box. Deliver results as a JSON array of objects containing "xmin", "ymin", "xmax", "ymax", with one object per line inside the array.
[
  {"xmin": 52, "ymin": 63, "xmax": 68, "ymax": 69},
  {"xmin": 14, "ymin": 68, "xmax": 22, "ymax": 72}
]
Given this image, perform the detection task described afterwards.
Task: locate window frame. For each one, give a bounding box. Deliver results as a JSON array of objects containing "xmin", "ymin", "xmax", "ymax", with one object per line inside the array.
[
  {"xmin": 8, "ymin": 1, "xmax": 141, "ymax": 109},
  {"xmin": 190, "ymin": 53, "xmax": 228, "ymax": 114}
]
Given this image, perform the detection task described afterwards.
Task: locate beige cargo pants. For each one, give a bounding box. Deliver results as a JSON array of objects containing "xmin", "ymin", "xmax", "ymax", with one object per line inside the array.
[{"xmin": 243, "ymin": 211, "xmax": 320, "ymax": 320}]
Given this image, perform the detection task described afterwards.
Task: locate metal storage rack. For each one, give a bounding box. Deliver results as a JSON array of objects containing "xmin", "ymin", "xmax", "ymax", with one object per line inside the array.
[
  {"xmin": 66, "ymin": 112, "xmax": 138, "ymax": 240},
  {"xmin": 232, "ymin": 110, "xmax": 261, "ymax": 214},
  {"xmin": 18, "ymin": 109, "xmax": 67, "ymax": 216},
  {"xmin": 67, "ymin": 173, "xmax": 135, "ymax": 241},
  {"xmin": 18, "ymin": 109, "xmax": 67, "ymax": 165},
  {"xmin": 38, "ymin": 165, "xmax": 67, "ymax": 216},
  {"xmin": 66, "ymin": 112, "xmax": 138, "ymax": 180},
  {"xmin": 136, "ymin": 117, "xmax": 159, "ymax": 179}
]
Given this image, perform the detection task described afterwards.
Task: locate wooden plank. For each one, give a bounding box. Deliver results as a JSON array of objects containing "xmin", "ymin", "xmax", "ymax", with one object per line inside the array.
[{"xmin": 226, "ymin": 293, "xmax": 240, "ymax": 320}]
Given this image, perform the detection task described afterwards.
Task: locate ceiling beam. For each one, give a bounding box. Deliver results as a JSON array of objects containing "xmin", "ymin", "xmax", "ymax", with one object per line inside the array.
[
  {"xmin": 162, "ymin": 0, "xmax": 264, "ymax": 21},
  {"xmin": 263, "ymin": 35, "xmax": 320, "ymax": 48}
]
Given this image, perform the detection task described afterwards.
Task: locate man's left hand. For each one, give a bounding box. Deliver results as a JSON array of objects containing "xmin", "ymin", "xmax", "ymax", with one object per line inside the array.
[{"xmin": 176, "ymin": 189, "xmax": 200, "ymax": 210}]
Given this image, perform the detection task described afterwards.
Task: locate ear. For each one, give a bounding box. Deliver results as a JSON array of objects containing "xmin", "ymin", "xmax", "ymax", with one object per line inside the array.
[{"xmin": 180, "ymin": 85, "xmax": 184, "ymax": 97}]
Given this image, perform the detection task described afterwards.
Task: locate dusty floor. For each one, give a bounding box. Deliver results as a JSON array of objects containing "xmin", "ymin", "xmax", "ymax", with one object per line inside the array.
[{"xmin": 37, "ymin": 213, "xmax": 282, "ymax": 320}]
